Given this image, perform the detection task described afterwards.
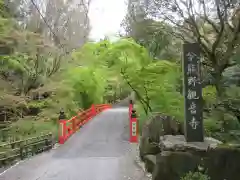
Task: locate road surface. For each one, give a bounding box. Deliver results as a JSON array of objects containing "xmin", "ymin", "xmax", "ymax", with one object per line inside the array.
[{"xmin": 0, "ymin": 107, "xmax": 148, "ymax": 180}]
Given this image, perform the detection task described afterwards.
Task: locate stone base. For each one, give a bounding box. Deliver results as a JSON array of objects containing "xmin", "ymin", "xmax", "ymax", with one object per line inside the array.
[
  {"xmin": 144, "ymin": 135, "xmax": 240, "ymax": 180},
  {"xmin": 159, "ymin": 135, "xmax": 222, "ymax": 151}
]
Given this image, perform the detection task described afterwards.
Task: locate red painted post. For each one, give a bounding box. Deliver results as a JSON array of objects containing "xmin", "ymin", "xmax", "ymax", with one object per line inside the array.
[
  {"xmin": 58, "ymin": 109, "xmax": 66, "ymax": 144},
  {"xmin": 91, "ymin": 104, "xmax": 97, "ymax": 117},
  {"xmin": 72, "ymin": 116, "xmax": 77, "ymax": 133},
  {"xmin": 130, "ymin": 109, "xmax": 138, "ymax": 143},
  {"xmin": 59, "ymin": 120, "xmax": 66, "ymax": 144}
]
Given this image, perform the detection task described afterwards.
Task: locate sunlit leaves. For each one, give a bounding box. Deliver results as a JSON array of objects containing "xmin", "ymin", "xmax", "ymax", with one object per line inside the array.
[
  {"xmin": 72, "ymin": 38, "xmax": 184, "ymax": 121},
  {"xmin": 65, "ymin": 66, "xmax": 108, "ymax": 109}
]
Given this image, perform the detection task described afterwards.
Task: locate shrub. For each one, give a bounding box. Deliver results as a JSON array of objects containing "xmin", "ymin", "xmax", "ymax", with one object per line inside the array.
[{"xmin": 181, "ymin": 172, "xmax": 210, "ymax": 180}]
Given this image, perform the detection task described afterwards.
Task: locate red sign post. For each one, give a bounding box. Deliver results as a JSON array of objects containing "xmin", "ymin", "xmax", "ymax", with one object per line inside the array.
[
  {"xmin": 59, "ymin": 120, "xmax": 66, "ymax": 144},
  {"xmin": 58, "ymin": 109, "xmax": 66, "ymax": 144},
  {"xmin": 129, "ymin": 108, "xmax": 138, "ymax": 143}
]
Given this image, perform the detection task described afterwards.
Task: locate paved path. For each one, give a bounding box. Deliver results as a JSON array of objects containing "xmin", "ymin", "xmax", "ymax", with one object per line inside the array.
[{"xmin": 0, "ymin": 107, "xmax": 148, "ymax": 180}]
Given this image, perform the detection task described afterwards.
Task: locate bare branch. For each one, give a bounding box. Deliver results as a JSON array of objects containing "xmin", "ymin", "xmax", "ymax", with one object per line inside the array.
[
  {"xmin": 184, "ymin": 1, "xmax": 212, "ymax": 58},
  {"xmin": 212, "ymin": 0, "xmax": 225, "ymax": 54},
  {"xmin": 221, "ymin": 18, "xmax": 240, "ymax": 72},
  {"xmin": 202, "ymin": 0, "xmax": 220, "ymax": 33}
]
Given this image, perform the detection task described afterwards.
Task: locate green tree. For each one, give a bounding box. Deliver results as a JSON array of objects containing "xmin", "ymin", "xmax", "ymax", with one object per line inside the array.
[
  {"xmin": 142, "ymin": 0, "xmax": 240, "ymax": 97},
  {"xmin": 122, "ymin": 0, "xmax": 181, "ymax": 60},
  {"xmin": 66, "ymin": 67, "xmax": 107, "ymax": 109},
  {"xmin": 0, "ymin": 0, "xmax": 10, "ymax": 17},
  {"xmin": 74, "ymin": 39, "xmax": 184, "ymax": 128}
]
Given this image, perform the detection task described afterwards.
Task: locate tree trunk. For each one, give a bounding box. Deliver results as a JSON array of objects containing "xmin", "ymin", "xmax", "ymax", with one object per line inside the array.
[{"xmin": 214, "ymin": 71, "xmax": 224, "ymax": 98}]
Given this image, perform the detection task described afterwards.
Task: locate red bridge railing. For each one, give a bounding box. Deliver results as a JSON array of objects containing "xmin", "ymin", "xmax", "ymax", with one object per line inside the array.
[{"xmin": 58, "ymin": 104, "xmax": 111, "ymax": 144}]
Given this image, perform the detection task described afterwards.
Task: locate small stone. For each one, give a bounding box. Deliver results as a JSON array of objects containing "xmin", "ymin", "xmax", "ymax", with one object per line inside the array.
[{"xmin": 146, "ymin": 173, "xmax": 152, "ymax": 178}]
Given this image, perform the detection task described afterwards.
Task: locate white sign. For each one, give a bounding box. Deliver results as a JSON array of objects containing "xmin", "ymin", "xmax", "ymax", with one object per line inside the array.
[{"xmin": 132, "ymin": 122, "xmax": 137, "ymax": 136}]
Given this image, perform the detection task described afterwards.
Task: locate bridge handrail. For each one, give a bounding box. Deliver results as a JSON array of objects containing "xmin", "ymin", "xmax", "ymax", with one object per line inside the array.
[{"xmin": 58, "ymin": 103, "xmax": 112, "ymax": 144}]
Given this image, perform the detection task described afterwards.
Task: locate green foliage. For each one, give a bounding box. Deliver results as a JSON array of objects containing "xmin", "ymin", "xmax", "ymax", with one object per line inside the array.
[
  {"xmin": 76, "ymin": 39, "xmax": 185, "ymax": 133},
  {"xmin": 133, "ymin": 61, "xmax": 184, "ymax": 132},
  {"xmin": 73, "ymin": 38, "xmax": 151, "ymax": 70},
  {"xmin": 27, "ymin": 100, "xmax": 50, "ymax": 109},
  {"xmin": 129, "ymin": 60, "xmax": 183, "ymax": 116},
  {"xmin": 203, "ymin": 86, "xmax": 217, "ymax": 107},
  {"xmin": 0, "ymin": 0, "xmax": 10, "ymax": 18},
  {"xmin": 0, "ymin": 52, "xmax": 47, "ymax": 94},
  {"xmin": 204, "ymin": 117, "xmax": 222, "ymax": 137},
  {"xmin": 72, "ymin": 38, "xmax": 149, "ymax": 103},
  {"xmin": 65, "ymin": 66, "xmax": 107, "ymax": 109},
  {"xmin": 1, "ymin": 119, "xmax": 58, "ymax": 142},
  {"xmin": 0, "ymin": 27, "xmax": 61, "ymax": 94},
  {"xmin": 122, "ymin": 12, "xmax": 181, "ymax": 60},
  {"xmin": 202, "ymin": 85, "xmax": 240, "ymax": 139},
  {"xmin": 181, "ymin": 172, "xmax": 210, "ymax": 180},
  {"xmin": 0, "ymin": 17, "xmax": 12, "ymax": 37}
]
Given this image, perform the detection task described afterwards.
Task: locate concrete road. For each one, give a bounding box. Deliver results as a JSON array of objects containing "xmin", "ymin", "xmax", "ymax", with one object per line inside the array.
[{"xmin": 0, "ymin": 107, "xmax": 148, "ymax": 180}]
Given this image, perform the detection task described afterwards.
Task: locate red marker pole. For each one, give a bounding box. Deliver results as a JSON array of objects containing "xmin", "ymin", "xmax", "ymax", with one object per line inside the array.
[
  {"xmin": 59, "ymin": 120, "xmax": 65, "ymax": 144},
  {"xmin": 58, "ymin": 109, "xmax": 66, "ymax": 144},
  {"xmin": 91, "ymin": 104, "xmax": 96, "ymax": 117},
  {"xmin": 130, "ymin": 109, "xmax": 138, "ymax": 143}
]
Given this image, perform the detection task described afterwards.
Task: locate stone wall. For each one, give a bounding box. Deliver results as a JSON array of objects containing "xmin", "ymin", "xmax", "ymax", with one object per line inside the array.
[{"xmin": 139, "ymin": 114, "xmax": 240, "ymax": 180}]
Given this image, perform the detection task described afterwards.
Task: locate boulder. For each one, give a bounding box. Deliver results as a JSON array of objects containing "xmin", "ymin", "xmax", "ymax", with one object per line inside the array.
[
  {"xmin": 144, "ymin": 155, "xmax": 157, "ymax": 173},
  {"xmin": 139, "ymin": 114, "xmax": 183, "ymax": 160},
  {"xmin": 151, "ymin": 135, "xmax": 240, "ymax": 180},
  {"xmin": 139, "ymin": 114, "xmax": 162, "ymax": 160},
  {"xmin": 152, "ymin": 151, "xmax": 200, "ymax": 180},
  {"xmin": 139, "ymin": 137, "xmax": 160, "ymax": 161},
  {"xmin": 205, "ymin": 145, "xmax": 240, "ymax": 180},
  {"xmin": 151, "ymin": 135, "xmax": 219, "ymax": 180},
  {"xmin": 161, "ymin": 115, "xmax": 182, "ymax": 135}
]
